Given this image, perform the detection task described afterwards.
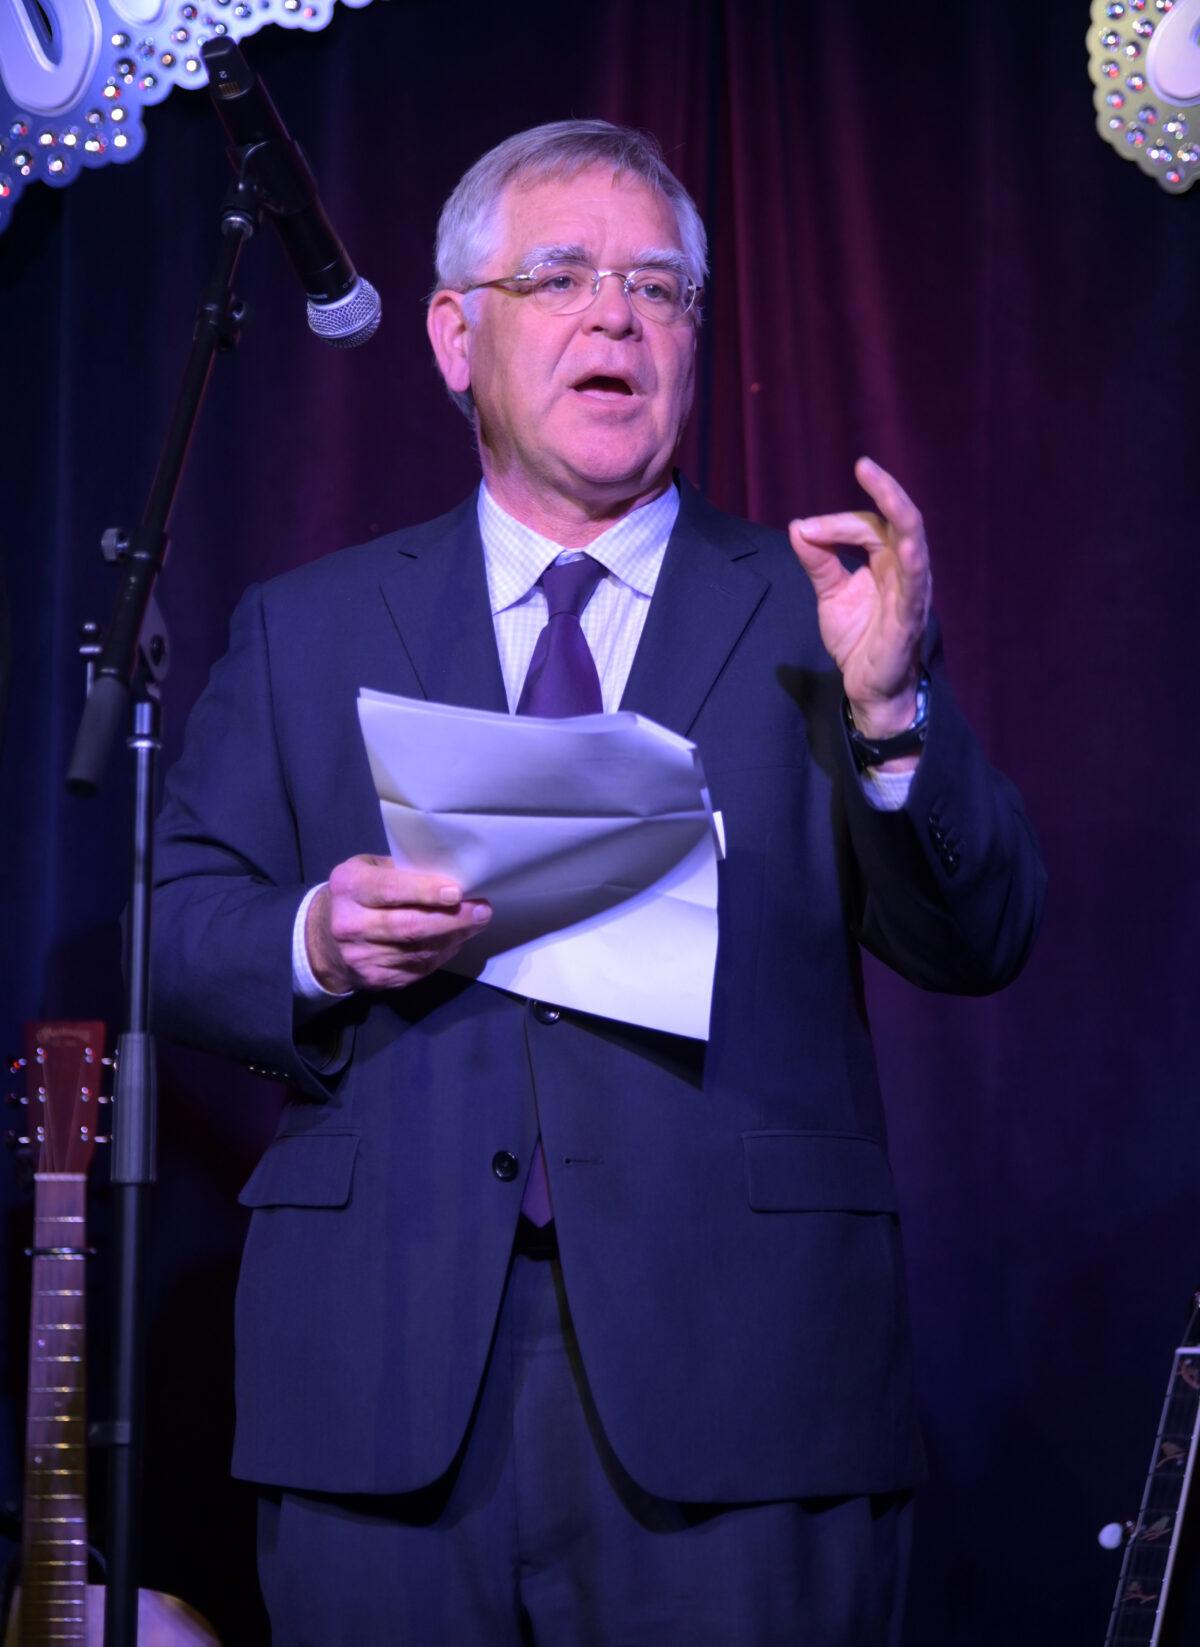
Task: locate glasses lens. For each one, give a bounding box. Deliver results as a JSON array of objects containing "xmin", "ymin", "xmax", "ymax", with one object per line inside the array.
[
  {"xmin": 527, "ymin": 262, "xmax": 597, "ymax": 314},
  {"xmin": 627, "ymin": 268, "xmax": 688, "ymax": 320}
]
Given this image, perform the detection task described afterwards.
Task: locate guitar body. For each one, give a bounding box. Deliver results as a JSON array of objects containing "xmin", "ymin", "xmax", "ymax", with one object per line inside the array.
[{"xmin": 5, "ymin": 1584, "xmax": 219, "ymax": 1647}]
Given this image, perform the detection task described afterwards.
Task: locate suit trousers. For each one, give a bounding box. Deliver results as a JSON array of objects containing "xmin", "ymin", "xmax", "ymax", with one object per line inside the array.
[{"xmin": 257, "ymin": 1236, "xmax": 912, "ymax": 1647}]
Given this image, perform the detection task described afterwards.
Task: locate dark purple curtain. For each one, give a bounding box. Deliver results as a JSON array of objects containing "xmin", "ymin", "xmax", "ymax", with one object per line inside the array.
[{"xmin": 3, "ymin": 4, "xmax": 1198, "ymax": 1641}]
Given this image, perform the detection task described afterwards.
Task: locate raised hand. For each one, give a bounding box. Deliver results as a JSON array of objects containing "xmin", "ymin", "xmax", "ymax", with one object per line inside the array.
[
  {"xmin": 305, "ymin": 854, "xmax": 492, "ymax": 994},
  {"xmin": 788, "ymin": 457, "xmax": 932, "ymax": 739}
]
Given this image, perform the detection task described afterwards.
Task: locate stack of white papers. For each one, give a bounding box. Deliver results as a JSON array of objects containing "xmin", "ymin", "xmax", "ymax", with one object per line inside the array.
[{"xmin": 356, "ymin": 690, "xmax": 724, "ymax": 1039}]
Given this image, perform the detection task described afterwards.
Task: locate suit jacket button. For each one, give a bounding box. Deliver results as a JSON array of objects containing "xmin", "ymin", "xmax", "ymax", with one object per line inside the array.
[
  {"xmin": 492, "ymin": 1150, "xmax": 519, "ymax": 1182},
  {"xmin": 532, "ymin": 1001, "xmax": 561, "ymax": 1024},
  {"xmin": 944, "ymin": 851, "xmax": 960, "ymax": 875}
]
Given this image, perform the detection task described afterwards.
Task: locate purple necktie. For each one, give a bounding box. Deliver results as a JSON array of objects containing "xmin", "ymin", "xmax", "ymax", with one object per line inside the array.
[{"xmin": 516, "ymin": 554, "xmax": 606, "ymax": 1224}]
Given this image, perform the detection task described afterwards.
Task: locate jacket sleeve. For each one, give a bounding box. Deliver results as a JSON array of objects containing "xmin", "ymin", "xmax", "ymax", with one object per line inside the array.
[
  {"xmin": 838, "ymin": 639, "xmax": 1046, "ymax": 996},
  {"xmin": 151, "ymin": 583, "xmax": 351, "ymax": 1095}
]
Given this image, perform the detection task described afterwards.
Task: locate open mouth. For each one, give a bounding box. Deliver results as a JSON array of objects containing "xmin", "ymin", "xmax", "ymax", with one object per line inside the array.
[{"xmin": 573, "ymin": 374, "xmax": 636, "ymax": 396}]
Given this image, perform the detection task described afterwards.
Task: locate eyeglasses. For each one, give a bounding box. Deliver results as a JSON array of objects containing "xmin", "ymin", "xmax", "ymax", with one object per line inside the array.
[{"xmin": 464, "ymin": 259, "xmax": 700, "ymax": 324}]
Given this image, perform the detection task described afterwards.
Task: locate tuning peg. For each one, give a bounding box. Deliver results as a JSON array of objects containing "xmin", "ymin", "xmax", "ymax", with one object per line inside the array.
[{"xmin": 1098, "ymin": 1520, "xmax": 1133, "ymax": 1550}]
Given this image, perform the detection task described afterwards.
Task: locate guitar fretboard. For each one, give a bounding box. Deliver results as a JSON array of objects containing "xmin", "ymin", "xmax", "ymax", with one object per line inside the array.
[
  {"xmin": 20, "ymin": 1173, "xmax": 88, "ymax": 1646},
  {"xmin": 1104, "ymin": 1301, "xmax": 1200, "ymax": 1647}
]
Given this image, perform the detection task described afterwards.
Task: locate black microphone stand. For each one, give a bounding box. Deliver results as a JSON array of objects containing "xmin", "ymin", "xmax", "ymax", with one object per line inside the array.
[{"xmin": 65, "ymin": 167, "xmax": 262, "ymax": 1647}]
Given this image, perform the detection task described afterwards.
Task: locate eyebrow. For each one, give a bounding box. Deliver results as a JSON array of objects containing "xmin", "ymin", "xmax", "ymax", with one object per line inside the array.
[{"xmin": 514, "ymin": 243, "xmax": 691, "ymax": 277}]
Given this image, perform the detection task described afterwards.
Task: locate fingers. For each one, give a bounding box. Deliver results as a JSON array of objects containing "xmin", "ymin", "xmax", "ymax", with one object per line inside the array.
[
  {"xmin": 853, "ymin": 456, "xmax": 923, "ymax": 539},
  {"xmin": 791, "ymin": 509, "xmax": 885, "ymax": 550},
  {"xmin": 328, "ymin": 853, "xmax": 467, "ymax": 911},
  {"xmin": 329, "ymin": 897, "xmax": 491, "ymax": 949},
  {"xmin": 795, "ymin": 461, "xmax": 925, "ymax": 555},
  {"xmin": 308, "ymin": 855, "xmax": 493, "ymax": 994},
  {"xmin": 792, "ymin": 460, "xmax": 930, "ymax": 615}
]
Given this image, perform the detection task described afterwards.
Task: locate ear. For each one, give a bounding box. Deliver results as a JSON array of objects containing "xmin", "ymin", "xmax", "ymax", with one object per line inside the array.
[{"xmin": 427, "ymin": 290, "xmax": 473, "ymax": 395}]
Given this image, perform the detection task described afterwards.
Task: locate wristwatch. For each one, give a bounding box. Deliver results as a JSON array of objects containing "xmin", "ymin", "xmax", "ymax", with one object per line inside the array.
[{"xmin": 843, "ymin": 672, "xmax": 931, "ymax": 771}]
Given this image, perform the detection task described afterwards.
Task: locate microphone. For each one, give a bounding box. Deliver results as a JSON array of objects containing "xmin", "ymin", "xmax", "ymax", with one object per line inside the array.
[{"xmin": 201, "ymin": 36, "xmax": 380, "ymax": 348}]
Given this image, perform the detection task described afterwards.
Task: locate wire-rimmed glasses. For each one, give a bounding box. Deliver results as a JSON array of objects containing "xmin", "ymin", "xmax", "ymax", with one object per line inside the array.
[{"xmin": 464, "ymin": 259, "xmax": 700, "ymax": 324}]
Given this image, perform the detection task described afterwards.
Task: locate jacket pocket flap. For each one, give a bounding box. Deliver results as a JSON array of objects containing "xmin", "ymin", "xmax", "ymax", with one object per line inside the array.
[
  {"xmin": 743, "ymin": 1131, "xmax": 897, "ymax": 1213},
  {"xmin": 237, "ymin": 1132, "xmax": 360, "ymax": 1209}
]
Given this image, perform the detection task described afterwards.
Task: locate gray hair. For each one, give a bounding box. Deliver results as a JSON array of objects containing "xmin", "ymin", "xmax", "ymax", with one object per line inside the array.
[{"xmin": 432, "ymin": 119, "xmax": 708, "ymax": 420}]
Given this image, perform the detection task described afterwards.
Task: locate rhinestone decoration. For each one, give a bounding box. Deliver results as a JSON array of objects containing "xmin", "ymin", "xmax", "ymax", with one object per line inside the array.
[
  {"xmin": 0, "ymin": 0, "xmax": 378, "ymax": 232},
  {"xmin": 1088, "ymin": 0, "xmax": 1200, "ymax": 193}
]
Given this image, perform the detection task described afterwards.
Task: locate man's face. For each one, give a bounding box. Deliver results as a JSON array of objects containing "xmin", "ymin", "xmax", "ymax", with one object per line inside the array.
[{"xmin": 435, "ymin": 166, "xmax": 697, "ymax": 514}]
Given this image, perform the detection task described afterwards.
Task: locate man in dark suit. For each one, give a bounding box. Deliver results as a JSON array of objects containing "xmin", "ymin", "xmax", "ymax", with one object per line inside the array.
[{"xmin": 152, "ymin": 120, "xmax": 1043, "ymax": 1645}]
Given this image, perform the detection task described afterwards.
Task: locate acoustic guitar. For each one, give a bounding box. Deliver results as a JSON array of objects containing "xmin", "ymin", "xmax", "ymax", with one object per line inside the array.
[
  {"xmin": 1099, "ymin": 1292, "xmax": 1200, "ymax": 1646},
  {"xmin": 4, "ymin": 1020, "xmax": 218, "ymax": 1646}
]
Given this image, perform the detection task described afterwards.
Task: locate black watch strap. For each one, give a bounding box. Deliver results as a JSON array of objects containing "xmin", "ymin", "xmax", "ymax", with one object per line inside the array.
[{"xmin": 843, "ymin": 672, "xmax": 930, "ymax": 771}]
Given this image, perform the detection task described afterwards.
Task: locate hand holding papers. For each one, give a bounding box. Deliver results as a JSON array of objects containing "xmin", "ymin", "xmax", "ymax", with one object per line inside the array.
[{"xmin": 356, "ymin": 691, "xmax": 724, "ymax": 1039}]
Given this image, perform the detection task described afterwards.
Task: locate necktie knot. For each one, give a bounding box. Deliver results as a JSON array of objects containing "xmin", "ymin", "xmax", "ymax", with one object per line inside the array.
[{"xmin": 540, "ymin": 555, "xmax": 605, "ymax": 621}]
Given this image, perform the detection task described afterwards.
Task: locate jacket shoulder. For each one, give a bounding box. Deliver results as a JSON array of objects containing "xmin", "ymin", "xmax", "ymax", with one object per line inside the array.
[
  {"xmin": 256, "ymin": 493, "xmax": 478, "ymax": 611},
  {"xmin": 674, "ymin": 474, "xmax": 807, "ymax": 582}
]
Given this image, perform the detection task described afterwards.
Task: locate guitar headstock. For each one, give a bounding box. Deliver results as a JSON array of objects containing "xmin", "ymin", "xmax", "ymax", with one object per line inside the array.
[{"xmin": 12, "ymin": 1021, "xmax": 110, "ymax": 1175}]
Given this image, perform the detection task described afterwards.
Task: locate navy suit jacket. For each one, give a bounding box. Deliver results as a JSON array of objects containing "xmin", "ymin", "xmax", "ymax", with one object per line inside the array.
[{"xmin": 151, "ymin": 479, "xmax": 1044, "ymax": 1502}]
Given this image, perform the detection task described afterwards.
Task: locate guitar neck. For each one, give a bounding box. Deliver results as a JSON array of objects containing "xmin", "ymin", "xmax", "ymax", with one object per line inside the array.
[
  {"xmin": 20, "ymin": 1173, "xmax": 89, "ymax": 1646},
  {"xmin": 1103, "ymin": 1298, "xmax": 1200, "ymax": 1647}
]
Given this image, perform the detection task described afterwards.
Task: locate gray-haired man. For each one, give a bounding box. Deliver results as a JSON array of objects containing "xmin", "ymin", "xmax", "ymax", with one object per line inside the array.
[{"xmin": 153, "ymin": 119, "xmax": 1043, "ymax": 1645}]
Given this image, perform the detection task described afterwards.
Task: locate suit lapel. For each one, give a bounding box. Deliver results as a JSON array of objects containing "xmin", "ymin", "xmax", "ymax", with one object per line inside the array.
[
  {"xmin": 377, "ymin": 492, "xmax": 509, "ymax": 714},
  {"xmin": 620, "ymin": 479, "xmax": 768, "ymax": 737},
  {"xmin": 374, "ymin": 480, "xmax": 768, "ymax": 733}
]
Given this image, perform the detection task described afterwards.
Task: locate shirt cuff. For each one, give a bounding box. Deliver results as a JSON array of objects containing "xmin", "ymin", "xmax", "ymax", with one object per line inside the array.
[
  {"xmin": 859, "ymin": 767, "xmax": 915, "ymax": 812},
  {"xmin": 293, "ymin": 883, "xmax": 355, "ymax": 1005}
]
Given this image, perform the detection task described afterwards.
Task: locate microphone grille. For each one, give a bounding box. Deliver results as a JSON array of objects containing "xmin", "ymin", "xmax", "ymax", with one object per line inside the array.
[{"xmin": 307, "ymin": 278, "xmax": 382, "ymax": 349}]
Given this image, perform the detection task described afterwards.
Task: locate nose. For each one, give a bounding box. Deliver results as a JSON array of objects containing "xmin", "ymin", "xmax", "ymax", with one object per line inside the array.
[{"xmin": 583, "ymin": 271, "xmax": 641, "ymax": 336}]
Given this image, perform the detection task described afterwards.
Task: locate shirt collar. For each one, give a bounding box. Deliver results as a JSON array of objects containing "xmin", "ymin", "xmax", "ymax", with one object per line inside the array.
[{"xmin": 477, "ymin": 479, "xmax": 679, "ymax": 615}]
